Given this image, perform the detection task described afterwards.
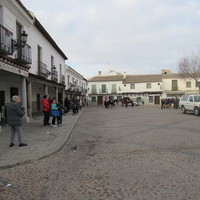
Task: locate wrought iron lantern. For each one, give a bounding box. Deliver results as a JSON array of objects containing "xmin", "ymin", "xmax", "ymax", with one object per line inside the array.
[{"xmin": 11, "ymin": 31, "xmax": 28, "ymax": 54}]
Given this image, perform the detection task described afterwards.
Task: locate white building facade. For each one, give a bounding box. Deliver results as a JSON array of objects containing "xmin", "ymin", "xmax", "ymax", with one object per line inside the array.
[
  {"xmin": 162, "ymin": 70, "xmax": 199, "ymax": 98},
  {"xmin": 27, "ymin": 17, "xmax": 67, "ymax": 117},
  {"xmin": 0, "ymin": 0, "xmax": 73, "ymax": 120},
  {"xmin": 88, "ymin": 71, "xmax": 125, "ymax": 104},
  {"xmin": 123, "ymin": 74, "xmax": 162, "ymax": 104},
  {"xmin": 0, "ymin": 0, "xmax": 33, "ymax": 121},
  {"xmin": 65, "ymin": 65, "xmax": 87, "ymax": 102},
  {"xmin": 88, "ymin": 70, "xmax": 200, "ymax": 105}
]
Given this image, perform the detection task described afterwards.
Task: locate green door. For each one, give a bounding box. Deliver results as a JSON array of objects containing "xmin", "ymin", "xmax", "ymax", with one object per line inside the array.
[
  {"xmin": 102, "ymin": 85, "xmax": 106, "ymax": 93},
  {"xmin": 172, "ymin": 80, "xmax": 178, "ymax": 91}
]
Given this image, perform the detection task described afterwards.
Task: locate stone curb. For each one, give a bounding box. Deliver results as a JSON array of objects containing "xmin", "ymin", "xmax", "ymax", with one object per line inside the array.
[{"xmin": 0, "ymin": 111, "xmax": 82, "ymax": 170}]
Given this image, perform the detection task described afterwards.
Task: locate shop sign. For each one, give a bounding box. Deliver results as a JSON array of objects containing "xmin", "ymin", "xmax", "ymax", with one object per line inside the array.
[{"xmin": 0, "ymin": 61, "xmax": 28, "ymax": 77}]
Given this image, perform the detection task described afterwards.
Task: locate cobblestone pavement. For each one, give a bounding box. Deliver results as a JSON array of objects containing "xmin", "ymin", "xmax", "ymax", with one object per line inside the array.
[
  {"xmin": 0, "ymin": 111, "xmax": 81, "ymax": 169},
  {"xmin": 1, "ymin": 105, "xmax": 200, "ymax": 200}
]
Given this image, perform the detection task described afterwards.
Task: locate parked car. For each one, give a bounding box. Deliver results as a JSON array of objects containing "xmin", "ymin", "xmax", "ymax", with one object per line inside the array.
[
  {"xmin": 132, "ymin": 101, "xmax": 139, "ymax": 106},
  {"xmin": 179, "ymin": 94, "xmax": 200, "ymax": 116},
  {"xmin": 122, "ymin": 97, "xmax": 139, "ymax": 106}
]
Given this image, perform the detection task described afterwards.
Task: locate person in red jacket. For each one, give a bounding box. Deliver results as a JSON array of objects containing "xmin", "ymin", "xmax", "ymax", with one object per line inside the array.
[{"xmin": 41, "ymin": 95, "xmax": 50, "ymax": 126}]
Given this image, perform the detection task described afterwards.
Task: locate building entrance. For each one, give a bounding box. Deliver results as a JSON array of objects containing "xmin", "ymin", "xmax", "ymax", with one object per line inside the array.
[
  {"xmin": 154, "ymin": 96, "xmax": 160, "ymax": 104},
  {"xmin": 98, "ymin": 96, "xmax": 103, "ymax": 105}
]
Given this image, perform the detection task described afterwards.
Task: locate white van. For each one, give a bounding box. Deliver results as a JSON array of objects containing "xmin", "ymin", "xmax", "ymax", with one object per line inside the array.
[{"xmin": 179, "ymin": 94, "xmax": 200, "ymax": 116}]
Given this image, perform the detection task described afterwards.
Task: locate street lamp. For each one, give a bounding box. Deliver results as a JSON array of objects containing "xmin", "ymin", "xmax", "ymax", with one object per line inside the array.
[
  {"xmin": 11, "ymin": 31, "xmax": 28, "ymax": 54},
  {"xmin": 47, "ymin": 71, "xmax": 55, "ymax": 77},
  {"xmin": 47, "ymin": 65, "xmax": 56, "ymax": 77}
]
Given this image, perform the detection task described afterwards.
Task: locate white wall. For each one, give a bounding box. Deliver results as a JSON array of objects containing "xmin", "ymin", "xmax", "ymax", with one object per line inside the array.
[
  {"xmin": 28, "ymin": 25, "xmax": 66, "ymax": 83},
  {"xmin": 88, "ymin": 81, "xmax": 162, "ymax": 95},
  {"xmin": 0, "ymin": 73, "xmax": 21, "ymax": 103},
  {"xmin": 0, "ymin": 0, "xmax": 33, "ymax": 58},
  {"xmin": 65, "ymin": 66, "xmax": 87, "ymax": 90},
  {"xmin": 0, "ymin": 0, "xmax": 66, "ymax": 84},
  {"xmin": 123, "ymin": 82, "xmax": 162, "ymax": 93},
  {"xmin": 88, "ymin": 81, "xmax": 124, "ymax": 95},
  {"xmin": 162, "ymin": 78, "xmax": 198, "ymax": 93}
]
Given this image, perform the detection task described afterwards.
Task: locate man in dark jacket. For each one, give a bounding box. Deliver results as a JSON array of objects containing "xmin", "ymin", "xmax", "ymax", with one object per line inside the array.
[
  {"xmin": 64, "ymin": 97, "xmax": 71, "ymax": 113},
  {"xmin": 7, "ymin": 96, "xmax": 27, "ymax": 147}
]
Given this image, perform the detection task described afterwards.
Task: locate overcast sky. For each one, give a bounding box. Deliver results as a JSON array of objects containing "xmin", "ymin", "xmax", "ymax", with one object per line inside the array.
[{"xmin": 22, "ymin": 0, "xmax": 200, "ymax": 78}]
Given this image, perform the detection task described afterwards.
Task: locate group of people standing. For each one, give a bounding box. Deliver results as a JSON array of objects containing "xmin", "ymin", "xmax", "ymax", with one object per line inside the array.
[
  {"xmin": 104, "ymin": 97, "xmax": 118, "ymax": 108},
  {"xmin": 161, "ymin": 97, "xmax": 179, "ymax": 109},
  {"xmin": 42, "ymin": 95, "xmax": 64, "ymax": 127},
  {"xmin": 64, "ymin": 98, "xmax": 80, "ymax": 114},
  {"xmin": 42, "ymin": 95, "xmax": 86, "ymax": 127},
  {"xmin": 6, "ymin": 94, "xmax": 84, "ymax": 148}
]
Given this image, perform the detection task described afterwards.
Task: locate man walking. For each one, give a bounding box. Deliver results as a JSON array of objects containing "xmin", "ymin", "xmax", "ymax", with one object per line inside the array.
[
  {"xmin": 7, "ymin": 96, "xmax": 27, "ymax": 147},
  {"xmin": 42, "ymin": 95, "xmax": 50, "ymax": 126}
]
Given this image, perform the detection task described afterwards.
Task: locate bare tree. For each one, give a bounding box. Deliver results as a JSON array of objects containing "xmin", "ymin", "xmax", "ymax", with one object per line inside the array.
[{"xmin": 178, "ymin": 52, "xmax": 200, "ymax": 93}]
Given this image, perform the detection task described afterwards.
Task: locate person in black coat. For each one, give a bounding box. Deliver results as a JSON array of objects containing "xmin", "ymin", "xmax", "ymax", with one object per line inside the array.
[{"xmin": 7, "ymin": 96, "xmax": 27, "ymax": 147}]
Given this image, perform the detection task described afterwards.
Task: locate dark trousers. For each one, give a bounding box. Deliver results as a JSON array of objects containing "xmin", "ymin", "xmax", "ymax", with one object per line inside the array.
[
  {"xmin": 43, "ymin": 111, "xmax": 49, "ymax": 126},
  {"xmin": 57, "ymin": 116, "xmax": 62, "ymax": 124},
  {"xmin": 72, "ymin": 107, "xmax": 76, "ymax": 114},
  {"xmin": 52, "ymin": 117, "xmax": 57, "ymax": 125}
]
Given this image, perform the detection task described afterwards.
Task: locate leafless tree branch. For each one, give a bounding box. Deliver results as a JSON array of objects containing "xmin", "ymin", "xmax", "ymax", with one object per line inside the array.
[{"xmin": 178, "ymin": 52, "xmax": 200, "ymax": 82}]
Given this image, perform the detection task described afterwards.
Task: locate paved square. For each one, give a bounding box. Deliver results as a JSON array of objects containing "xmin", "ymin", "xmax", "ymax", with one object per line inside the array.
[{"xmin": 1, "ymin": 105, "xmax": 200, "ymax": 200}]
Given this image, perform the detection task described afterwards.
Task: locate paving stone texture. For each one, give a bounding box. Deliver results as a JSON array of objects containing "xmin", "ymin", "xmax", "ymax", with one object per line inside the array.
[
  {"xmin": 1, "ymin": 105, "xmax": 200, "ymax": 200},
  {"xmin": 0, "ymin": 111, "xmax": 81, "ymax": 169}
]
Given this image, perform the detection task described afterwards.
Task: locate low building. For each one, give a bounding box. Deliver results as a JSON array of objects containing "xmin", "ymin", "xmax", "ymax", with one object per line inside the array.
[
  {"xmin": 123, "ymin": 74, "xmax": 162, "ymax": 104},
  {"xmin": 65, "ymin": 65, "xmax": 88, "ymax": 102},
  {"xmin": 88, "ymin": 70, "xmax": 125, "ymax": 104},
  {"xmin": 162, "ymin": 70, "xmax": 199, "ymax": 98}
]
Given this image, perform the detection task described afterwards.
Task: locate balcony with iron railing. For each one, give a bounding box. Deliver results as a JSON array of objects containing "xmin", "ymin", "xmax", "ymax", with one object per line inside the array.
[
  {"xmin": 69, "ymin": 82, "xmax": 76, "ymax": 91},
  {"xmin": 69, "ymin": 83, "xmax": 73, "ymax": 91},
  {"xmin": 77, "ymin": 86, "xmax": 83, "ymax": 93},
  {"xmin": 0, "ymin": 24, "xmax": 13, "ymax": 55},
  {"xmin": 38, "ymin": 61, "xmax": 49, "ymax": 78},
  {"xmin": 61, "ymin": 75, "xmax": 65, "ymax": 84},
  {"xmin": 91, "ymin": 90, "xmax": 97, "ymax": 94},
  {"xmin": 111, "ymin": 89, "xmax": 117, "ymax": 94},
  {"xmin": 74, "ymin": 86, "xmax": 79, "ymax": 92},
  {"xmin": 52, "ymin": 70, "xmax": 58, "ymax": 82},
  {"xmin": 15, "ymin": 41, "xmax": 32, "ymax": 64},
  {"xmin": 81, "ymin": 89, "xmax": 87, "ymax": 95},
  {"xmin": 99, "ymin": 89, "xmax": 108, "ymax": 94}
]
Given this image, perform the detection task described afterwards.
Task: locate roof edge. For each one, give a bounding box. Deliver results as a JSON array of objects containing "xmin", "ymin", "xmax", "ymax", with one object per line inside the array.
[{"xmin": 34, "ymin": 18, "xmax": 68, "ymax": 60}]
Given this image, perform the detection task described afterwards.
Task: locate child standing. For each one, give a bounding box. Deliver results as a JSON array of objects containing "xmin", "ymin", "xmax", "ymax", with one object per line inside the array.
[{"xmin": 50, "ymin": 99, "xmax": 58, "ymax": 127}]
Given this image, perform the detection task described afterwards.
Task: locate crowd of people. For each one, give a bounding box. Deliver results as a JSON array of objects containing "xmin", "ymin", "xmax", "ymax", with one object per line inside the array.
[
  {"xmin": 161, "ymin": 97, "xmax": 180, "ymax": 109},
  {"xmin": 42, "ymin": 95, "xmax": 87, "ymax": 128},
  {"xmin": 0, "ymin": 94, "xmax": 180, "ymax": 148},
  {"xmin": 41, "ymin": 95, "xmax": 63, "ymax": 128},
  {"xmin": 104, "ymin": 97, "xmax": 118, "ymax": 108},
  {"xmin": 1, "ymin": 95, "xmax": 86, "ymax": 148},
  {"xmin": 104, "ymin": 97, "xmax": 139, "ymax": 108}
]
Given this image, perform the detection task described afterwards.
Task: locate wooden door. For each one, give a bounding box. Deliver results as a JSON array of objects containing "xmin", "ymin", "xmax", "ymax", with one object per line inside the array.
[
  {"xmin": 154, "ymin": 96, "xmax": 160, "ymax": 104},
  {"xmin": 98, "ymin": 96, "xmax": 103, "ymax": 105}
]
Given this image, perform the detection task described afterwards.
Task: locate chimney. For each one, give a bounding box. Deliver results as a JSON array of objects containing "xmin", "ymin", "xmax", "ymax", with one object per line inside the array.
[
  {"xmin": 98, "ymin": 71, "xmax": 102, "ymax": 76},
  {"xmin": 162, "ymin": 69, "xmax": 171, "ymax": 75},
  {"xmin": 123, "ymin": 72, "xmax": 126, "ymax": 79}
]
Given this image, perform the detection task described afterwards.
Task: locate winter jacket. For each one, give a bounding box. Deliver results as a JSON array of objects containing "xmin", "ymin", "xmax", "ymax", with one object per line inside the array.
[
  {"xmin": 42, "ymin": 99, "xmax": 50, "ymax": 112},
  {"xmin": 51, "ymin": 103, "xmax": 58, "ymax": 110},
  {"xmin": 7, "ymin": 101, "xmax": 25, "ymax": 126}
]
